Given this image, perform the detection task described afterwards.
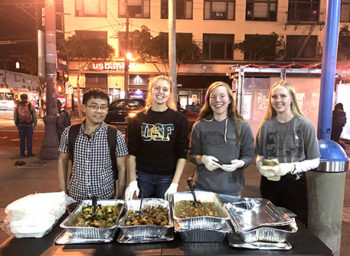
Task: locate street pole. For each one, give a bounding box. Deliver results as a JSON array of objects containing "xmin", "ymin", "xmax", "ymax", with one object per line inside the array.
[
  {"xmin": 308, "ymin": 0, "xmax": 348, "ymax": 255},
  {"xmin": 40, "ymin": 0, "xmax": 59, "ymax": 160},
  {"xmin": 169, "ymin": 0, "xmax": 177, "ymax": 102},
  {"xmin": 124, "ymin": 0, "xmax": 129, "ymax": 99}
]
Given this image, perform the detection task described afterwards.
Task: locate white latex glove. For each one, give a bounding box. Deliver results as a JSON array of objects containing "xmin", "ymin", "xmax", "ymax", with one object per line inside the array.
[
  {"xmin": 220, "ymin": 160, "xmax": 245, "ymax": 172},
  {"xmin": 275, "ymin": 163, "xmax": 295, "ymax": 176},
  {"xmin": 164, "ymin": 183, "xmax": 178, "ymax": 201},
  {"xmin": 202, "ymin": 155, "xmax": 220, "ymax": 171},
  {"xmin": 124, "ymin": 180, "xmax": 139, "ymax": 201},
  {"xmin": 257, "ymin": 160, "xmax": 279, "ymax": 178}
]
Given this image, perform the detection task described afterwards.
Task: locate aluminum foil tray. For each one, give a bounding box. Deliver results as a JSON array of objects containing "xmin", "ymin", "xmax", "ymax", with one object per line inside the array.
[
  {"xmin": 117, "ymin": 229, "xmax": 174, "ymax": 244},
  {"xmin": 228, "ymin": 233, "xmax": 292, "ymax": 250},
  {"xmin": 55, "ymin": 230, "xmax": 113, "ymax": 244},
  {"xmin": 225, "ymin": 198, "xmax": 297, "ymax": 242},
  {"xmin": 117, "ymin": 198, "xmax": 173, "ymax": 239},
  {"xmin": 225, "ymin": 198, "xmax": 295, "ymax": 232},
  {"xmin": 174, "ymin": 220, "xmax": 232, "ymax": 242},
  {"xmin": 59, "ymin": 199, "xmax": 124, "ymax": 240},
  {"xmin": 172, "ymin": 191, "xmax": 230, "ymax": 230}
]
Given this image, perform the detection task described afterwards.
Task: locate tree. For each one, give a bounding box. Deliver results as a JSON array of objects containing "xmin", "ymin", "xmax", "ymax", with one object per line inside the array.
[
  {"xmin": 128, "ymin": 26, "xmax": 201, "ymax": 74},
  {"xmin": 234, "ymin": 32, "xmax": 285, "ymax": 61},
  {"xmin": 58, "ymin": 35, "xmax": 114, "ymax": 119},
  {"xmin": 338, "ymin": 25, "xmax": 350, "ymax": 61}
]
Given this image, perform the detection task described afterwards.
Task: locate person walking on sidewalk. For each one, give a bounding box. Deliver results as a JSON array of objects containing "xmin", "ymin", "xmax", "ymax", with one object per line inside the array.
[
  {"xmin": 189, "ymin": 81, "xmax": 254, "ymax": 203},
  {"xmin": 57, "ymin": 88, "xmax": 128, "ymax": 202},
  {"xmin": 124, "ymin": 76, "xmax": 189, "ymax": 201},
  {"xmin": 255, "ymin": 80, "xmax": 320, "ymax": 226},
  {"xmin": 14, "ymin": 94, "xmax": 37, "ymax": 157}
]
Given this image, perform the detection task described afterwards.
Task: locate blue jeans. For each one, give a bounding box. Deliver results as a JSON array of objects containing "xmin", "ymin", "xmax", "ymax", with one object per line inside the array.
[
  {"xmin": 136, "ymin": 170, "xmax": 173, "ymax": 198},
  {"xmin": 18, "ymin": 125, "xmax": 33, "ymax": 156}
]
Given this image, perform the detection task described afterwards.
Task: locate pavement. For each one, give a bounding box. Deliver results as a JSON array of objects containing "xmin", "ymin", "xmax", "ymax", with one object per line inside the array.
[{"xmin": 0, "ymin": 117, "xmax": 349, "ymax": 255}]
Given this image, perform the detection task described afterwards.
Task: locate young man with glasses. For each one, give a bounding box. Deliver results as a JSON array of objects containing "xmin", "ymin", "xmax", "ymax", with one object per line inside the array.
[{"xmin": 58, "ymin": 88, "xmax": 128, "ymax": 202}]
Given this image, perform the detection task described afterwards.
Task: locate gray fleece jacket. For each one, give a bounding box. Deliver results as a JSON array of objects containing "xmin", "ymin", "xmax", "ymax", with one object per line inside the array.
[{"xmin": 189, "ymin": 117, "xmax": 254, "ymax": 196}]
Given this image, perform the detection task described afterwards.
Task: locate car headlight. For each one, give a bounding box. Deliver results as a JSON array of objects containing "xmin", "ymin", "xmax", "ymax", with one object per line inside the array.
[{"xmin": 128, "ymin": 112, "xmax": 137, "ymax": 118}]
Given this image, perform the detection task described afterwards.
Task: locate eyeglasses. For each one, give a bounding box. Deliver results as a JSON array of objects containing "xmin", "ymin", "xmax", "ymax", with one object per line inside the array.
[{"xmin": 87, "ymin": 104, "xmax": 108, "ymax": 111}]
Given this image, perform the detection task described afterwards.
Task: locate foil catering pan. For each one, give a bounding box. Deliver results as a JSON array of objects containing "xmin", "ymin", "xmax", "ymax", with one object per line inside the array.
[
  {"xmin": 174, "ymin": 220, "xmax": 232, "ymax": 242},
  {"xmin": 117, "ymin": 198, "xmax": 173, "ymax": 239},
  {"xmin": 225, "ymin": 198, "xmax": 297, "ymax": 243},
  {"xmin": 172, "ymin": 191, "xmax": 230, "ymax": 230},
  {"xmin": 60, "ymin": 199, "xmax": 124, "ymax": 240}
]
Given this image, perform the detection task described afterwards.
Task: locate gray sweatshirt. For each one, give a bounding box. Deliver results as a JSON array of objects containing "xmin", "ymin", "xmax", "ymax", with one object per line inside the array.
[{"xmin": 189, "ymin": 117, "xmax": 254, "ymax": 196}]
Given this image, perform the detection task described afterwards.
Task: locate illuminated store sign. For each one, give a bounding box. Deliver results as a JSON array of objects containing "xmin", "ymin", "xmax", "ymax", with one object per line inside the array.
[{"xmin": 90, "ymin": 62, "xmax": 136, "ymax": 71}]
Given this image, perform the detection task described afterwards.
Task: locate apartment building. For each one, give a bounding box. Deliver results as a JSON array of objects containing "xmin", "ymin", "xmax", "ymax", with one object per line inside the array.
[{"xmin": 62, "ymin": 0, "xmax": 350, "ymax": 104}]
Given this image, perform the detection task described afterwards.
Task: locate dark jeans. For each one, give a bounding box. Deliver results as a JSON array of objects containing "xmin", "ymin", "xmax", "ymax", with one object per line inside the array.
[
  {"xmin": 260, "ymin": 174, "xmax": 308, "ymax": 226},
  {"xmin": 18, "ymin": 125, "xmax": 33, "ymax": 156},
  {"xmin": 137, "ymin": 170, "xmax": 173, "ymax": 198}
]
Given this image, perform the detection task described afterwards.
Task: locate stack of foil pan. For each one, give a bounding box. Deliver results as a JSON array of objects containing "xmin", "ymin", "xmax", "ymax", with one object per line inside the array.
[
  {"xmin": 172, "ymin": 191, "xmax": 232, "ymax": 242},
  {"xmin": 225, "ymin": 198, "xmax": 297, "ymax": 244},
  {"xmin": 59, "ymin": 199, "xmax": 124, "ymax": 240},
  {"xmin": 117, "ymin": 198, "xmax": 173, "ymax": 239}
]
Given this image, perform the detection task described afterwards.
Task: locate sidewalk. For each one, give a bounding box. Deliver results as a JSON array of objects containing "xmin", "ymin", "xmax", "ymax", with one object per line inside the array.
[{"xmin": 0, "ymin": 133, "xmax": 349, "ymax": 255}]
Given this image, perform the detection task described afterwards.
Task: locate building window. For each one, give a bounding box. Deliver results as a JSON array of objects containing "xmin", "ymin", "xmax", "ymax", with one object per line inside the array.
[
  {"xmin": 119, "ymin": 0, "xmax": 150, "ymax": 18},
  {"xmin": 286, "ymin": 35, "xmax": 317, "ymax": 59},
  {"xmin": 288, "ymin": 0, "xmax": 320, "ymax": 22},
  {"xmin": 75, "ymin": 0, "xmax": 107, "ymax": 17},
  {"xmin": 204, "ymin": 0, "xmax": 235, "ymax": 20},
  {"xmin": 246, "ymin": 0, "xmax": 277, "ymax": 21},
  {"xmin": 341, "ymin": 0, "xmax": 350, "ymax": 22},
  {"xmin": 161, "ymin": 0, "xmax": 193, "ymax": 19},
  {"xmin": 85, "ymin": 74, "xmax": 108, "ymax": 89},
  {"xmin": 242, "ymin": 34, "xmax": 278, "ymax": 61},
  {"xmin": 75, "ymin": 30, "xmax": 108, "ymax": 42},
  {"xmin": 203, "ymin": 34, "xmax": 234, "ymax": 60}
]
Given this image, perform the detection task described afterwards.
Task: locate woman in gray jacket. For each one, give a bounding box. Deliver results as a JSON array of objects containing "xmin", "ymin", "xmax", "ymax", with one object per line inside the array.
[{"xmin": 189, "ymin": 81, "xmax": 254, "ymax": 203}]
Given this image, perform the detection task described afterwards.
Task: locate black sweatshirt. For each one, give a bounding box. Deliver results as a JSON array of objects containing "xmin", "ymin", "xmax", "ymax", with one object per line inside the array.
[{"xmin": 127, "ymin": 108, "xmax": 189, "ymax": 175}]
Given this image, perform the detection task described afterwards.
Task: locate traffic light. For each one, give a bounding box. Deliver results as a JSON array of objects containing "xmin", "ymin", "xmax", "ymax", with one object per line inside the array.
[{"xmin": 57, "ymin": 84, "xmax": 64, "ymax": 94}]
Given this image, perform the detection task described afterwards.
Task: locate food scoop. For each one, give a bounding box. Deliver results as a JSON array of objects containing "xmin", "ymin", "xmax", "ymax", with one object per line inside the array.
[{"xmin": 187, "ymin": 178, "xmax": 202, "ymax": 207}]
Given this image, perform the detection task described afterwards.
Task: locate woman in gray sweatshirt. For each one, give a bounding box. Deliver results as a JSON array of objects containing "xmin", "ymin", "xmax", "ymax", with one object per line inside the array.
[{"xmin": 189, "ymin": 81, "xmax": 254, "ymax": 203}]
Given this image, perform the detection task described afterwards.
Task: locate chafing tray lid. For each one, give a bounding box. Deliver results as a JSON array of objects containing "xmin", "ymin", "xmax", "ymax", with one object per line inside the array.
[{"xmin": 225, "ymin": 198, "xmax": 295, "ymax": 232}]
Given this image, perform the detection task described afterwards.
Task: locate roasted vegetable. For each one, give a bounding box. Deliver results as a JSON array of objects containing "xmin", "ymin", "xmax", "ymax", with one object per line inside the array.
[
  {"xmin": 124, "ymin": 205, "xmax": 169, "ymax": 226},
  {"xmin": 75, "ymin": 203, "xmax": 122, "ymax": 227}
]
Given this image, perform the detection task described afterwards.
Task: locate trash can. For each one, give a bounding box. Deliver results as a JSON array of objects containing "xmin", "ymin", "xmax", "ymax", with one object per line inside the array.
[{"xmin": 308, "ymin": 139, "xmax": 349, "ymax": 256}]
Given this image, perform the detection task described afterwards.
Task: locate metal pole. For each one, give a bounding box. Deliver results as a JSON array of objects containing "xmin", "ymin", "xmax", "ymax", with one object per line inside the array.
[
  {"xmin": 124, "ymin": 0, "xmax": 129, "ymax": 98},
  {"xmin": 309, "ymin": 1, "xmax": 348, "ymax": 255},
  {"xmin": 40, "ymin": 0, "xmax": 59, "ymax": 159},
  {"xmin": 169, "ymin": 0, "xmax": 177, "ymax": 101}
]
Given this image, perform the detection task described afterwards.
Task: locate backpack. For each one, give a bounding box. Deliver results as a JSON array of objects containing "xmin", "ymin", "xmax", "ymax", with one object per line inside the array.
[
  {"xmin": 68, "ymin": 124, "xmax": 118, "ymax": 194},
  {"xmin": 57, "ymin": 110, "xmax": 71, "ymax": 135},
  {"xmin": 17, "ymin": 103, "xmax": 33, "ymax": 124}
]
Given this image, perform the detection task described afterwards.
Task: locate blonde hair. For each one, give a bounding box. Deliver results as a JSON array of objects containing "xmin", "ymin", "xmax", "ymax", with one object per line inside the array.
[
  {"xmin": 257, "ymin": 80, "xmax": 305, "ymax": 137},
  {"xmin": 145, "ymin": 75, "xmax": 177, "ymax": 111},
  {"xmin": 198, "ymin": 81, "xmax": 243, "ymax": 144}
]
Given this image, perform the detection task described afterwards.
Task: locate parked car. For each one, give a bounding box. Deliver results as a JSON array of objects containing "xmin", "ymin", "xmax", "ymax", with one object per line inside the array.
[{"xmin": 105, "ymin": 99, "xmax": 145, "ymax": 124}]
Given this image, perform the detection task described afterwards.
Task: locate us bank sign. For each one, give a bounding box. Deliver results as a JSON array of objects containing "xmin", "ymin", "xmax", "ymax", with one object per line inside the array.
[{"xmin": 90, "ymin": 62, "xmax": 136, "ymax": 71}]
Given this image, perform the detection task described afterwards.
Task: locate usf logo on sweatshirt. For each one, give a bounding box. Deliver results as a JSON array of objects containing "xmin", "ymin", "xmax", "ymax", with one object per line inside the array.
[{"xmin": 141, "ymin": 123, "xmax": 174, "ymax": 141}]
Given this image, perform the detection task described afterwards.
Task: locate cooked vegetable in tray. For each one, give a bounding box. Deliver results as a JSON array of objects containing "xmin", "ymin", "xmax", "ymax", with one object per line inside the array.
[
  {"xmin": 125, "ymin": 205, "xmax": 169, "ymax": 226},
  {"xmin": 175, "ymin": 200, "xmax": 220, "ymax": 218},
  {"xmin": 76, "ymin": 203, "xmax": 123, "ymax": 228}
]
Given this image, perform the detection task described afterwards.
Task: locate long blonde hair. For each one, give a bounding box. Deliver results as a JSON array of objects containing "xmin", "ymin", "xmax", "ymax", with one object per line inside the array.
[
  {"xmin": 257, "ymin": 80, "xmax": 304, "ymax": 137},
  {"xmin": 145, "ymin": 75, "xmax": 177, "ymax": 111},
  {"xmin": 198, "ymin": 81, "xmax": 243, "ymax": 144}
]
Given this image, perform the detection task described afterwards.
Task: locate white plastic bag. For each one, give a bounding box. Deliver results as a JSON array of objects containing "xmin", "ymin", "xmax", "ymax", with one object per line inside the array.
[{"xmin": 1, "ymin": 192, "xmax": 75, "ymax": 238}]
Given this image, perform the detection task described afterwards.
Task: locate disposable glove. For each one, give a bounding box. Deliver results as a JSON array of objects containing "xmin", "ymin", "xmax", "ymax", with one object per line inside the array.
[
  {"xmin": 275, "ymin": 163, "xmax": 294, "ymax": 176},
  {"xmin": 256, "ymin": 159, "xmax": 278, "ymax": 178},
  {"xmin": 164, "ymin": 183, "xmax": 178, "ymax": 201},
  {"xmin": 124, "ymin": 180, "xmax": 139, "ymax": 201},
  {"xmin": 220, "ymin": 160, "xmax": 245, "ymax": 172},
  {"xmin": 202, "ymin": 155, "xmax": 220, "ymax": 171}
]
